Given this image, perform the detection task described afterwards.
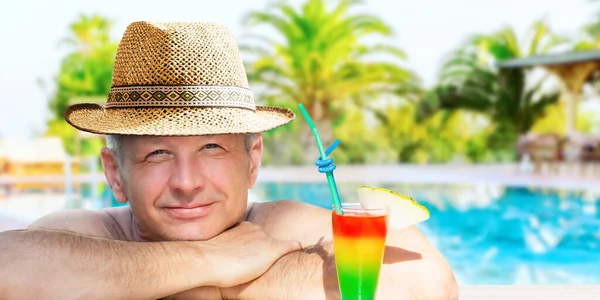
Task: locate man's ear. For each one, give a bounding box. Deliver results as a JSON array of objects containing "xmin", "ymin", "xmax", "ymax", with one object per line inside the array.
[
  {"xmin": 247, "ymin": 134, "xmax": 263, "ymax": 189},
  {"xmin": 100, "ymin": 148, "xmax": 128, "ymax": 203}
]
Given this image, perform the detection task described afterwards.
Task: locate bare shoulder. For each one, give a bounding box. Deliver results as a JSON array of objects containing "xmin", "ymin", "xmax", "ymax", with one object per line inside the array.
[
  {"xmin": 248, "ymin": 200, "xmax": 332, "ymax": 247},
  {"xmin": 28, "ymin": 206, "xmax": 132, "ymax": 240}
]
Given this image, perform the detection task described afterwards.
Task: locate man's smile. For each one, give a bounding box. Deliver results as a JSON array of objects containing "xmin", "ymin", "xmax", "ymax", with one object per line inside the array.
[{"xmin": 162, "ymin": 202, "xmax": 216, "ymax": 220}]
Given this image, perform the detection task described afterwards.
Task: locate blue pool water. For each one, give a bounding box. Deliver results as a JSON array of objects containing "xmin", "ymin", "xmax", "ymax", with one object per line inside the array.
[{"xmin": 253, "ymin": 182, "xmax": 600, "ymax": 285}]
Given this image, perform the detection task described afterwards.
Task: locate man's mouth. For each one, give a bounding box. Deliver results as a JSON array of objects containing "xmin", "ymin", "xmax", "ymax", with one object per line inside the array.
[{"xmin": 162, "ymin": 202, "xmax": 215, "ymax": 220}]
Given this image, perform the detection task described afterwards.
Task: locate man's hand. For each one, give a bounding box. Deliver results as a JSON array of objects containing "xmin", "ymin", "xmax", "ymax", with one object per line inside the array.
[
  {"xmin": 163, "ymin": 222, "xmax": 302, "ymax": 300},
  {"xmin": 219, "ymin": 240, "xmax": 338, "ymax": 300},
  {"xmin": 200, "ymin": 221, "xmax": 301, "ymax": 287}
]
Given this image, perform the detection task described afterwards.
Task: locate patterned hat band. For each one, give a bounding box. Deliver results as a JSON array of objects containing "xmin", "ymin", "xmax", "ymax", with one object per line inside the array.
[{"xmin": 106, "ymin": 85, "xmax": 256, "ymax": 110}]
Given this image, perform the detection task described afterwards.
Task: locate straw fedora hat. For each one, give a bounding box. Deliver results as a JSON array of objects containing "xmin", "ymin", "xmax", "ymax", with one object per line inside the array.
[{"xmin": 64, "ymin": 21, "xmax": 295, "ymax": 135}]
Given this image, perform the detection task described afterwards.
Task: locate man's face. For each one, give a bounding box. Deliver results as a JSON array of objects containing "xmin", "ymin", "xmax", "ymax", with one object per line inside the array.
[{"xmin": 101, "ymin": 134, "xmax": 262, "ymax": 241}]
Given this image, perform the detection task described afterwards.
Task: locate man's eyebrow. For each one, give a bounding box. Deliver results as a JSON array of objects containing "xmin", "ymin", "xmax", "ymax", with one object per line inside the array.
[
  {"xmin": 147, "ymin": 139, "xmax": 166, "ymax": 145},
  {"xmin": 132, "ymin": 138, "xmax": 166, "ymax": 151},
  {"xmin": 203, "ymin": 136, "xmax": 229, "ymax": 144}
]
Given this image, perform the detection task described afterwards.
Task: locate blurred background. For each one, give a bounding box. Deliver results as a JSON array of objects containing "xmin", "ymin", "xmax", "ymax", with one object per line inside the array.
[{"xmin": 2, "ymin": 0, "xmax": 600, "ymax": 286}]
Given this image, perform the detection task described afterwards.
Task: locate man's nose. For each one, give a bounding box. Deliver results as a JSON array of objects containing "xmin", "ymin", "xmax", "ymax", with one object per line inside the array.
[{"xmin": 169, "ymin": 156, "xmax": 204, "ymax": 196}]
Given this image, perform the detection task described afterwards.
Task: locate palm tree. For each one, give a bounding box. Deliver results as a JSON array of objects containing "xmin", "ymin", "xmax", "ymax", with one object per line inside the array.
[
  {"xmin": 242, "ymin": 0, "xmax": 420, "ymax": 162},
  {"xmin": 417, "ymin": 21, "xmax": 564, "ymax": 159},
  {"xmin": 48, "ymin": 14, "xmax": 117, "ymax": 120},
  {"xmin": 46, "ymin": 14, "xmax": 117, "ymax": 158}
]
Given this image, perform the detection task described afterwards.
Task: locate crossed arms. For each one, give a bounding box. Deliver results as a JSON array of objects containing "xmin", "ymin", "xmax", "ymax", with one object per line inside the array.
[{"xmin": 0, "ymin": 200, "xmax": 458, "ymax": 300}]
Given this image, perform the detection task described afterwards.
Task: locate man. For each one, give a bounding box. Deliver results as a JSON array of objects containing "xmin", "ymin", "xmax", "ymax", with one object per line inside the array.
[{"xmin": 0, "ymin": 21, "xmax": 458, "ymax": 299}]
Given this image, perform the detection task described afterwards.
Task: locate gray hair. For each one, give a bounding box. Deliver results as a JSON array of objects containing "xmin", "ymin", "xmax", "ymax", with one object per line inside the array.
[
  {"xmin": 105, "ymin": 135, "xmax": 125, "ymax": 167},
  {"xmin": 106, "ymin": 133, "xmax": 259, "ymax": 167}
]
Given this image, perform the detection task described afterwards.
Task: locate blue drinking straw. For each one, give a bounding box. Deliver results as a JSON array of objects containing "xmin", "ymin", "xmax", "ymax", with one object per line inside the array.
[{"xmin": 297, "ymin": 103, "xmax": 343, "ymax": 214}]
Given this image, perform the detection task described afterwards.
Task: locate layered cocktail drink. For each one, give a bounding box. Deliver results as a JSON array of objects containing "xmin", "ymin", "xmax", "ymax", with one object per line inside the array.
[{"xmin": 332, "ymin": 203, "xmax": 388, "ymax": 300}]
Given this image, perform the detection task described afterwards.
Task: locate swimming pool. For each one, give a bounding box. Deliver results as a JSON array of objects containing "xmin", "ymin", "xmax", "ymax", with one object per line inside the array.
[{"xmin": 253, "ymin": 182, "xmax": 600, "ymax": 285}]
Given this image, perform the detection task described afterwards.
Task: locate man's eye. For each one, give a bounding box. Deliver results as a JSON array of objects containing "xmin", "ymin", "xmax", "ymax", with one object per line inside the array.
[
  {"xmin": 204, "ymin": 143, "xmax": 221, "ymax": 150},
  {"xmin": 149, "ymin": 149, "xmax": 168, "ymax": 156},
  {"xmin": 144, "ymin": 149, "xmax": 171, "ymax": 162}
]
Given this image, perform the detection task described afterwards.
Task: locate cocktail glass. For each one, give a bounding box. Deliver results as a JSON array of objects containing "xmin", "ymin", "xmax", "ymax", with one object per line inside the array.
[{"xmin": 332, "ymin": 203, "xmax": 388, "ymax": 300}]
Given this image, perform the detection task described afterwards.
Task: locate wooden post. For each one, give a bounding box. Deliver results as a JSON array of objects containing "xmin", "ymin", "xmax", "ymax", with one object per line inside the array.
[
  {"xmin": 563, "ymin": 89, "xmax": 579, "ymax": 135},
  {"xmin": 545, "ymin": 62, "xmax": 600, "ymax": 134}
]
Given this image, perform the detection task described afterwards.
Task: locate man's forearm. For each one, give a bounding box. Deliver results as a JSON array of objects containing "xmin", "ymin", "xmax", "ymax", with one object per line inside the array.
[
  {"xmin": 222, "ymin": 242, "xmax": 339, "ymax": 300},
  {"xmin": 222, "ymin": 226, "xmax": 459, "ymax": 300},
  {"xmin": 0, "ymin": 229, "xmax": 204, "ymax": 300}
]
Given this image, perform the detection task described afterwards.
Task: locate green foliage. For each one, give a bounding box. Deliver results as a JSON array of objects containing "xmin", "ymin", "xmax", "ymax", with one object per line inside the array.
[
  {"xmin": 373, "ymin": 100, "xmax": 490, "ymax": 164},
  {"xmin": 418, "ymin": 21, "xmax": 563, "ymax": 161},
  {"xmin": 48, "ymin": 14, "xmax": 117, "ymax": 120},
  {"xmin": 465, "ymin": 132, "xmax": 490, "ymax": 163},
  {"xmin": 532, "ymin": 100, "xmax": 600, "ymax": 135},
  {"xmin": 45, "ymin": 14, "xmax": 117, "ymax": 157},
  {"xmin": 243, "ymin": 0, "xmax": 420, "ymax": 163},
  {"xmin": 332, "ymin": 107, "xmax": 394, "ymax": 164},
  {"xmin": 260, "ymin": 104, "xmax": 306, "ymax": 166}
]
